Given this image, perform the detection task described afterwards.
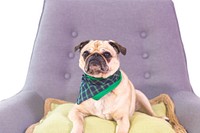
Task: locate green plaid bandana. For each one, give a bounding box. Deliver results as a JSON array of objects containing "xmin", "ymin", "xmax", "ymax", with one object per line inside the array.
[{"xmin": 77, "ymin": 69, "xmax": 122, "ymax": 104}]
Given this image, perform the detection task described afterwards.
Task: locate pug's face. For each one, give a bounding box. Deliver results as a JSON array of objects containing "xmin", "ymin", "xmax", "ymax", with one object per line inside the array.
[{"xmin": 75, "ymin": 40, "xmax": 126, "ymax": 78}]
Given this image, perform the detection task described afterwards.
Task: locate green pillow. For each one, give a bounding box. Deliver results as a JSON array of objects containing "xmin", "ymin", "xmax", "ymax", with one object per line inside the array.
[{"xmin": 33, "ymin": 102, "xmax": 175, "ymax": 133}]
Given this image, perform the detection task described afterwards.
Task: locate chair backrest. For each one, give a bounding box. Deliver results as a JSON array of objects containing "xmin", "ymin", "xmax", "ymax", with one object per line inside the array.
[{"xmin": 24, "ymin": 0, "xmax": 192, "ymax": 102}]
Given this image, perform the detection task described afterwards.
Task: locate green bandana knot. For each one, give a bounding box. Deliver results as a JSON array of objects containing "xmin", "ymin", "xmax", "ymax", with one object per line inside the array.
[{"xmin": 77, "ymin": 69, "xmax": 122, "ymax": 104}]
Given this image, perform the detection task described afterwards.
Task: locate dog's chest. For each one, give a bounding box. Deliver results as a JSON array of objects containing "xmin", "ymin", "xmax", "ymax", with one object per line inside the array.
[{"xmin": 92, "ymin": 93, "xmax": 114, "ymax": 120}]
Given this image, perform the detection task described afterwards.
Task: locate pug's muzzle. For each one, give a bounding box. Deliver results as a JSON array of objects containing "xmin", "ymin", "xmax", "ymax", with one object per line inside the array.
[{"xmin": 85, "ymin": 53, "xmax": 109, "ymax": 75}]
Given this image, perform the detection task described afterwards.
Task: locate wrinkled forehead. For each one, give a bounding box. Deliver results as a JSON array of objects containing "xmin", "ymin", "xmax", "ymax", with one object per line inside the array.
[{"xmin": 81, "ymin": 40, "xmax": 116, "ymax": 54}]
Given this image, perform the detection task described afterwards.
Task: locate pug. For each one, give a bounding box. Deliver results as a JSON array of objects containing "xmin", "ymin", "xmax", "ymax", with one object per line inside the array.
[{"xmin": 69, "ymin": 40, "xmax": 167, "ymax": 133}]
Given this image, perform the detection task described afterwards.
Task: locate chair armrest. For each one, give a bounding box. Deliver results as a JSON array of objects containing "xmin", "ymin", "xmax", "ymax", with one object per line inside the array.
[
  {"xmin": 172, "ymin": 91, "xmax": 200, "ymax": 133},
  {"xmin": 0, "ymin": 90, "xmax": 44, "ymax": 133}
]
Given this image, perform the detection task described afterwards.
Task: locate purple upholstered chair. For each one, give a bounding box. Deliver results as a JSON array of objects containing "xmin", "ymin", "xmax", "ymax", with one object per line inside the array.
[{"xmin": 0, "ymin": 0, "xmax": 199, "ymax": 132}]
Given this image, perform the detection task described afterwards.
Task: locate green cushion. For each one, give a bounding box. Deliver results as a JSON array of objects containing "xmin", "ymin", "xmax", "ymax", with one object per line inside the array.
[{"xmin": 33, "ymin": 103, "xmax": 175, "ymax": 133}]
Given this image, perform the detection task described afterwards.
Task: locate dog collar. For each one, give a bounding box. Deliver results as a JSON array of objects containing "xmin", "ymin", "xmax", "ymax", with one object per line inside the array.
[{"xmin": 76, "ymin": 69, "xmax": 122, "ymax": 104}]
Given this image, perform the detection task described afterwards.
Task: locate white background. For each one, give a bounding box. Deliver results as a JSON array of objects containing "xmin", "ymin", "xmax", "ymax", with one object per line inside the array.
[{"xmin": 0, "ymin": 0, "xmax": 200, "ymax": 101}]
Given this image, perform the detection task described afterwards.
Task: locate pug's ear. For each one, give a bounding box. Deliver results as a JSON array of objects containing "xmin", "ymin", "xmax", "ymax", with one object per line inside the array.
[
  {"xmin": 108, "ymin": 41, "xmax": 127, "ymax": 55},
  {"xmin": 74, "ymin": 40, "xmax": 90, "ymax": 52}
]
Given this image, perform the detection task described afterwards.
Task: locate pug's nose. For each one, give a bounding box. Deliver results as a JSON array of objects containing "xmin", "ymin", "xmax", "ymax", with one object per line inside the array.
[{"xmin": 94, "ymin": 53, "xmax": 98, "ymax": 57}]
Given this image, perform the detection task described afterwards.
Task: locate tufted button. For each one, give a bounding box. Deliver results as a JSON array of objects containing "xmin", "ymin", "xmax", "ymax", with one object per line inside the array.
[
  {"xmin": 68, "ymin": 52, "xmax": 75, "ymax": 59},
  {"xmin": 140, "ymin": 31, "xmax": 148, "ymax": 38},
  {"xmin": 71, "ymin": 31, "xmax": 78, "ymax": 38},
  {"xmin": 64, "ymin": 73, "xmax": 71, "ymax": 80},
  {"xmin": 144, "ymin": 72, "xmax": 151, "ymax": 79},
  {"xmin": 142, "ymin": 52, "xmax": 149, "ymax": 59}
]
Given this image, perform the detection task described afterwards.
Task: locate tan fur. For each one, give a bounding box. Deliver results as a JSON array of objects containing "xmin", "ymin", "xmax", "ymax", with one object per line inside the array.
[{"xmin": 69, "ymin": 40, "xmax": 166, "ymax": 133}]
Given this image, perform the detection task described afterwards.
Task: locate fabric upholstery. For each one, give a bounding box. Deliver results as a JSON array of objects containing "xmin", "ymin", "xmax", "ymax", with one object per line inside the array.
[
  {"xmin": 0, "ymin": 0, "xmax": 199, "ymax": 132},
  {"xmin": 172, "ymin": 91, "xmax": 200, "ymax": 133},
  {"xmin": 24, "ymin": 0, "xmax": 192, "ymax": 102},
  {"xmin": 0, "ymin": 90, "xmax": 44, "ymax": 132}
]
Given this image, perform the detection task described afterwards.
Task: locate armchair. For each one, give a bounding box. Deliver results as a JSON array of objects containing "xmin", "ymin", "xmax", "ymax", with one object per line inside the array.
[{"xmin": 0, "ymin": 0, "xmax": 200, "ymax": 132}]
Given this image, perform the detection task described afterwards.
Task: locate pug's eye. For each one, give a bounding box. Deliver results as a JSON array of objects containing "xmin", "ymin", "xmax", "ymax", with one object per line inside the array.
[
  {"xmin": 82, "ymin": 51, "xmax": 90, "ymax": 59},
  {"xmin": 103, "ymin": 52, "xmax": 112, "ymax": 59}
]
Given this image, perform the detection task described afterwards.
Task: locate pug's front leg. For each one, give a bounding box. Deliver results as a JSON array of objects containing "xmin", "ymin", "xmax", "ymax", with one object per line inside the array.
[
  {"xmin": 68, "ymin": 107, "xmax": 85, "ymax": 133},
  {"xmin": 116, "ymin": 116, "xmax": 130, "ymax": 133}
]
